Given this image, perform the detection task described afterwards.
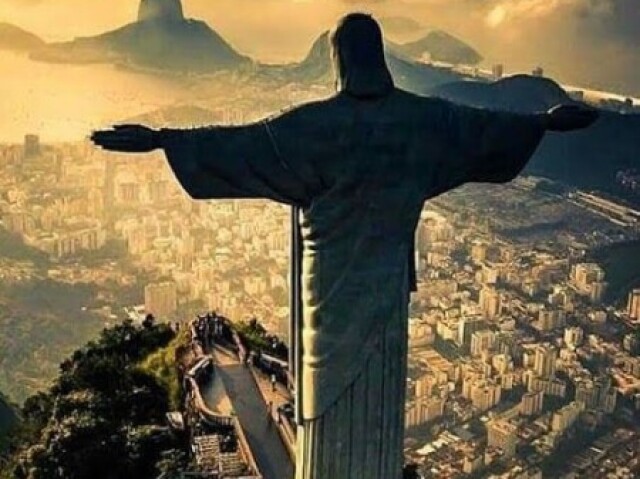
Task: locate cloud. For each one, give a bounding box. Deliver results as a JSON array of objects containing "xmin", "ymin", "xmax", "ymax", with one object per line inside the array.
[
  {"xmin": 484, "ymin": 0, "xmax": 640, "ymax": 95},
  {"xmin": 484, "ymin": 0, "xmax": 591, "ymax": 24},
  {"xmin": 395, "ymin": 0, "xmax": 640, "ymax": 95},
  {"xmin": 480, "ymin": 0, "xmax": 639, "ymax": 43}
]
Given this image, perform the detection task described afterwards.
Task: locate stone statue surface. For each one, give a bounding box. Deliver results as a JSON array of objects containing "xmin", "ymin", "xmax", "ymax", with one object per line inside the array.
[{"xmin": 92, "ymin": 13, "xmax": 598, "ymax": 479}]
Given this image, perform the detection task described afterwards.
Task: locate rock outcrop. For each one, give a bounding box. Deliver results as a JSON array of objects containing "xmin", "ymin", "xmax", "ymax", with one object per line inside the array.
[
  {"xmin": 0, "ymin": 23, "xmax": 45, "ymax": 51},
  {"xmin": 137, "ymin": 0, "xmax": 184, "ymax": 23},
  {"xmin": 30, "ymin": 0, "xmax": 250, "ymax": 72}
]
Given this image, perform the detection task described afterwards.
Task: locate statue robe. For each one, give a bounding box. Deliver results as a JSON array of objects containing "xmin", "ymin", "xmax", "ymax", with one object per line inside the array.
[{"xmin": 161, "ymin": 88, "xmax": 545, "ymax": 479}]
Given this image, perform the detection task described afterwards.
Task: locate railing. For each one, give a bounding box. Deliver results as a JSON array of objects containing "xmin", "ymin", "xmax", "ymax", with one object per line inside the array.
[
  {"xmin": 183, "ymin": 315, "xmax": 263, "ymax": 479},
  {"xmin": 232, "ymin": 416, "xmax": 262, "ymax": 479},
  {"xmin": 187, "ymin": 357, "xmax": 212, "ymax": 378},
  {"xmin": 275, "ymin": 411, "xmax": 297, "ymax": 460},
  {"xmin": 231, "ymin": 330, "xmax": 248, "ymax": 363},
  {"xmin": 188, "ymin": 376, "xmax": 235, "ymax": 429}
]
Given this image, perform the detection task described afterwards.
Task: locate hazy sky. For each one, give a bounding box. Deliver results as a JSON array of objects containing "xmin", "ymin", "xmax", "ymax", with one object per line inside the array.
[{"xmin": 1, "ymin": 0, "xmax": 638, "ymax": 95}]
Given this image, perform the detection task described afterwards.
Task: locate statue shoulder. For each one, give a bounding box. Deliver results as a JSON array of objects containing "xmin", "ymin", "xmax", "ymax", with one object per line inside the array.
[
  {"xmin": 390, "ymin": 88, "xmax": 444, "ymax": 111},
  {"xmin": 265, "ymin": 95, "xmax": 340, "ymax": 123},
  {"xmin": 390, "ymin": 89, "xmax": 455, "ymax": 125}
]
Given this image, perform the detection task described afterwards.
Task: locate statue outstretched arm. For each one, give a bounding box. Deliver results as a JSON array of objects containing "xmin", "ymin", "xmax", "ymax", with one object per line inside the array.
[
  {"xmin": 91, "ymin": 109, "xmax": 324, "ymax": 207},
  {"xmin": 91, "ymin": 124, "xmax": 158, "ymax": 153},
  {"xmin": 423, "ymin": 99, "xmax": 599, "ymax": 193}
]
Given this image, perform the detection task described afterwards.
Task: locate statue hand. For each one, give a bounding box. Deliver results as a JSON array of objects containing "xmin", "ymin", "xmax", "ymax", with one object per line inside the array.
[
  {"xmin": 546, "ymin": 104, "xmax": 600, "ymax": 132},
  {"xmin": 91, "ymin": 124, "xmax": 159, "ymax": 153}
]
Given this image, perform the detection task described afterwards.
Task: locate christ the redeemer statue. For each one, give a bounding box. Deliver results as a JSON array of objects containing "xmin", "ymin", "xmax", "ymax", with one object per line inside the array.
[{"xmin": 92, "ymin": 13, "xmax": 598, "ymax": 479}]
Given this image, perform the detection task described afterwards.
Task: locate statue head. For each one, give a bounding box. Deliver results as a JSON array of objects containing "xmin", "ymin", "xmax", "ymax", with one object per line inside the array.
[{"xmin": 330, "ymin": 13, "xmax": 394, "ymax": 99}]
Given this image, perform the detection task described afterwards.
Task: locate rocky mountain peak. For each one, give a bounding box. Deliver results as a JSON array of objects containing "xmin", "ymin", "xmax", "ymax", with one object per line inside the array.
[{"xmin": 137, "ymin": 0, "xmax": 184, "ymax": 23}]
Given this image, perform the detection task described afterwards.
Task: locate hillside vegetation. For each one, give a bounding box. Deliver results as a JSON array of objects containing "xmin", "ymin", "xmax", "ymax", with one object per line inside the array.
[{"xmin": 0, "ymin": 321, "xmax": 187, "ymax": 479}]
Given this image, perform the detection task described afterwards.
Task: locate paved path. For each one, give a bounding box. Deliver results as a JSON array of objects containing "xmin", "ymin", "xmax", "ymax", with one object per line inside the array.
[
  {"xmin": 200, "ymin": 364, "xmax": 232, "ymax": 415},
  {"xmin": 217, "ymin": 363, "xmax": 294, "ymax": 479},
  {"xmin": 251, "ymin": 369, "xmax": 297, "ymax": 458}
]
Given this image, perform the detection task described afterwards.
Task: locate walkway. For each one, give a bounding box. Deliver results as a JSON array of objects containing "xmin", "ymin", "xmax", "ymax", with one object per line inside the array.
[
  {"xmin": 200, "ymin": 362, "xmax": 232, "ymax": 415},
  {"xmin": 216, "ymin": 362, "xmax": 295, "ymax": 479},
  {"xmin": 251, "ymin": 369, "xmax": 296, "ymax": 458}
]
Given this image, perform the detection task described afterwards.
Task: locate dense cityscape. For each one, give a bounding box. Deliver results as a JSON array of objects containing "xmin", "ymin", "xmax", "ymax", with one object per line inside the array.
[
  {"xmin": 2, "ymin": 114, "xmax": 640, "ymax": 477},
  {"xmin": 1, "ymin": 1, "xmax": 640, "ymax": 477}
]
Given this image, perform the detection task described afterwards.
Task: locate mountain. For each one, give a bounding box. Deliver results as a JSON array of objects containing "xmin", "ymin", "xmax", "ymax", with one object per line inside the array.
[
  {"xmin": 531, "ymin": 110, "xmax": 640, "ymax": 194},
  {"xmin": 432, "ymin": 75, "xmax": 573, "ymax": 113},
  {"xmin": 389, "ymin": 30, "xmax": 482, "ymax": 65},
  {"xmin": 138, "ymin": 0, "xmax": 184, "ymax": 23},
  {"xmin": 30, "ymin": 0, "xmax": 251, "ymax": 72},
  {"xmin": 279, "ymin": 31, "xmax": 473, "ymax": 94},
  {"xmin": 379, "ymin": 16, "xmax": 425, "ymax": 39},
  {"xmin": 387, "ymin": 53, "xmax": 473, "ymax": 96},
  {"xmin": 119, "ymin": 104, "xmax": 221, "ymax": 128},
  {"xmin": 284, "ymin": 31, "xmax": 334, "ymax": 83},
  {"xmin": 0, "ymin": 23, "xmax": 45, "ymax": 51}
]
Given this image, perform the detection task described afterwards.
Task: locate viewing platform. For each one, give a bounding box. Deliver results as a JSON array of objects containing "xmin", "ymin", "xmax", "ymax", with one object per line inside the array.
[{"xmin": 181, "ymin": 312, "xmax": 294, "ymax": 479}]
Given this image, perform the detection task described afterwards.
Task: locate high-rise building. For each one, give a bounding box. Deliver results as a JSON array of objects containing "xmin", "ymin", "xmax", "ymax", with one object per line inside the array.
[
  {"xmin": 144, "ymin": 282, "xmax": 178, "ymax": 319},
  {"xmin": 404, "ymin": 397, "xmax": 445, "ymax": 428},
  {"xmin": 564, "ymin": 327, "xmax": 584, "ymax": 349},
  {"xmin": 24, "ymin": 134, "xmax": 40, "ymax": 158},
  {"xmin": 520, "ymin": 390, "xmax": 544, "ymax": 416},
  {"xmin": 571, "ymin": 263, "xmax": 607, "ymax": 303},
  {"xmin": 627, "ymin": 289, "xmax": 640, "ymax": 319},
  {"xmin": 589, "ymin": 281, "xmax": 607, "ymax": 304},
  {"xmin": 574, "ymin": 375, "xmax": 617, "ymax": 413},
  {"xmin": 528, "ymin": 376, "xmax": 567, "ymax": 398},
  {"xmin": 622, "ymin": 357, "xmax": 640, "ymax": 378},
  {"xmin": 466, "ymin": 378, "xmax": 501, "ymax": 412},
  {"xmin": 623, "ymin": 333, "xmax": 640, "ymax": 355},
  {"xmin": 470, "ymin": 330, "xmax": 496, "ymax": 357},
  {"xmin": 415, "ymin": 374, "xmax": 435, "ymax": 398},
  {"xmin": 534, "ymin": 344, "xmax": 557, "ymax": 379},
  {"xmin": 548, "ymin": 286, "xmax": 574, "ymax": 309},
  {"xmin": 479, "ymin": 287, "xmax": 502, "ymax": 319},
  {"xmin": 457, "ymin": 316, "xmax": 486, "ymax": 348},
  {"xmin": 463, "ymin": 454, "xmax": 483, "ymax": 475},
  {"xmin": 487, "ymin": 419, "xmax": 517, "ymax": 457},
  {"xmin": 478, "ymin": 265, "xmax": 500, "ymax": 285},
  {"xmin": 492, "ymin": 354, "xmax": 513, "ymax": 376},
  {"xmin": 470, "ymin": 241, "xmax": 487, "ymax": 263},
  {"xmin": 551, "ymin": 402, "xmax": 583, "ymax": 432},
  {"xmin": 537, "ymin": 308, "xmax": 566, "ymax": 331},
  {"xmin": 409, "ymin": 318, "xmax": 434, "ymax": 348}
]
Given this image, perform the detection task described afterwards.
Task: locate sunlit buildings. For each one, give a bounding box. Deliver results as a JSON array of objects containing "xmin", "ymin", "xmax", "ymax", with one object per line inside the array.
[
  {"xmin": 487, "ymin": 419, "xmax": 518, "ymax": 458},
  {"xmin": 520, "ymin": 390, "xmax": 544, "ymax": 417},
  {"xmin": 24, "ymin": 134, "xmax": 40, "ymax": 159},
  {"xmin": 627, "ymin": 289, "xmax": 640, "ymax": 319},
  {"xmin": 570, "ymin": 263, "xmax": 607, "ymax": 303},
  {"xmin": 564, "ymin": 327, "xmax": 584, "ymax": 349},
  {"xmin": 551, "ymin": 401, "xmax": 584, "ymax": 432},
  {"xmin": 144, "ymin": 281, "xmax": 178, "ymax": 319},
  {"xmin": 479, "ymin": 286, "xmax": 502, "ymax": 319},
  {"xmin": 534, "ymin": 344, "xmax": 557, "ymax": 379}
]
